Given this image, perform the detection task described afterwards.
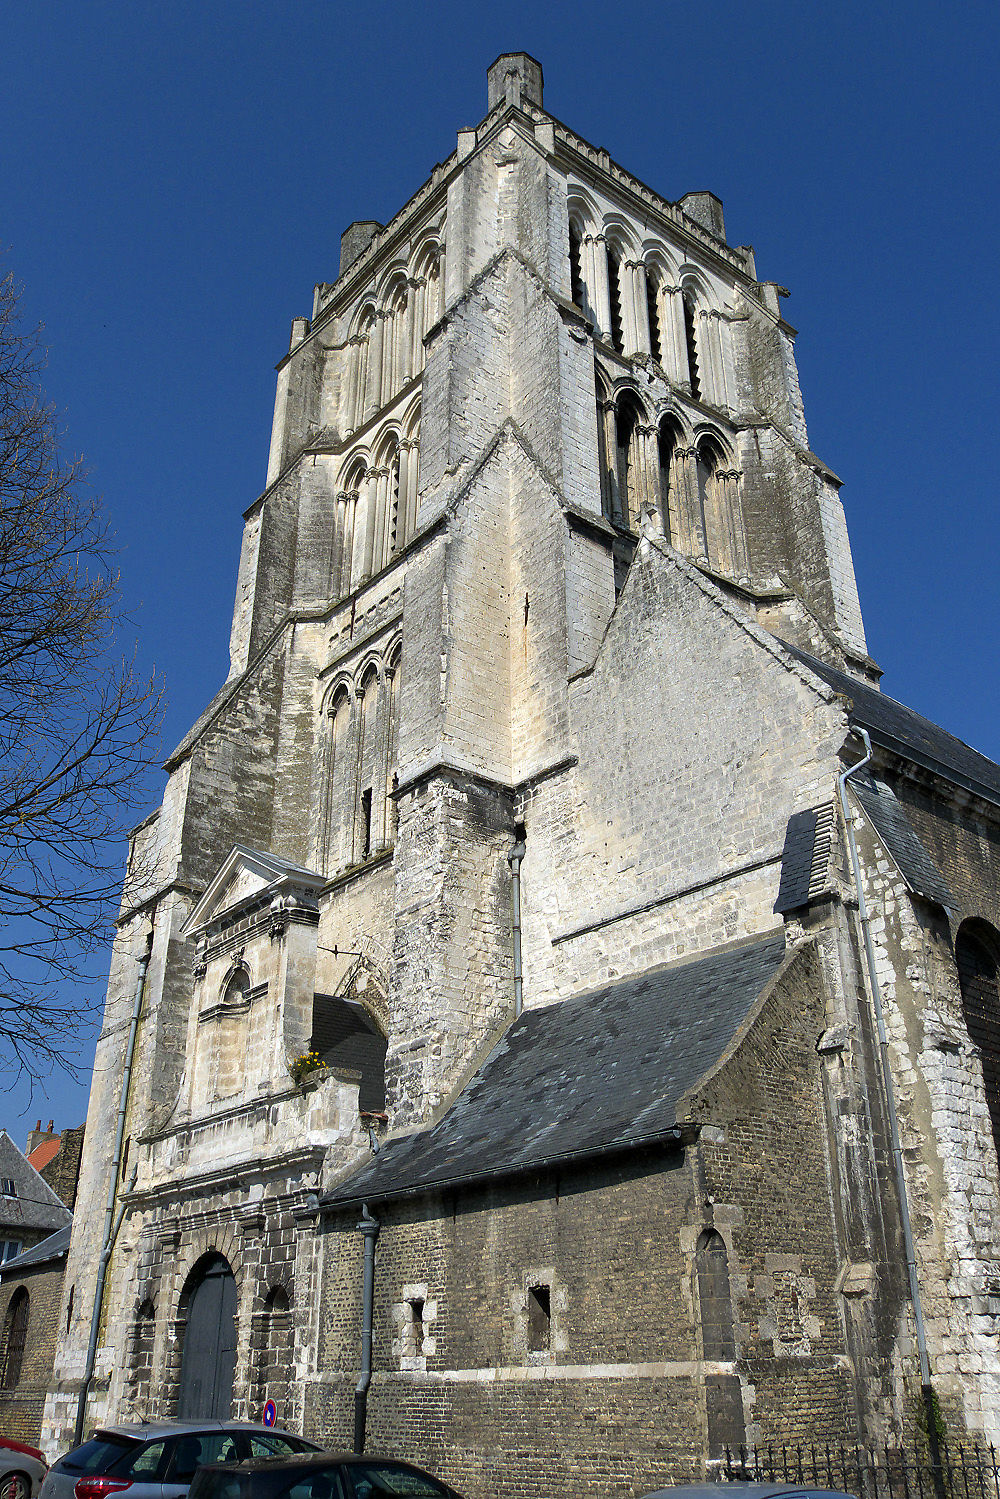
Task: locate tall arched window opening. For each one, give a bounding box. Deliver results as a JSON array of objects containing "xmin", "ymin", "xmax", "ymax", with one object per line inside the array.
[
  {"xmin": 957, "ymin": 924, "xmax": 1000, "ymax": 1165},
  {"xmin": 646, "ymin": 272, "xmax": 663, "ymax": 366},
  {"xmin": 356, "ymin": 667, "xmax": 381, "ymax": 863},
  {"xmin": 607, "ymin": 245, "xmax": 625, "ymax": 354},
  {"xmin": 569, "ymin": 220, "xmax": 585, "ymax": 311},
  {"xmin": 614, "ymin": 395, "xmax": 643, "ymax": 529},
  {"xmin": 696, "ymin": 1231, "xmax": 744, "ymax": 1455},
  {"xmin": 321, "ymin": 688, "xmax": 353, "ymax": 875},
  {"xmin": 683, "ymin": 292, "xmax": 701, "ymax": 400},
  {"xmin": 385, "ymin": 650, "xmax": 401, "ymax": 849},
  {"xmin": 0, "ymin": 1288, "xmax": 28, "ymax": 1388},
  {"xmin": 657, "ymin": 420, "xmax": 682, "ymax": 546}
]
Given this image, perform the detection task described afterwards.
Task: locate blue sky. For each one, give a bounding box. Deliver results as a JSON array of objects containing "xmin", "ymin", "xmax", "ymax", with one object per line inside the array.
[{"xmin": 2, "ymin": 0, "xmax": 998, "ymax": 1132}]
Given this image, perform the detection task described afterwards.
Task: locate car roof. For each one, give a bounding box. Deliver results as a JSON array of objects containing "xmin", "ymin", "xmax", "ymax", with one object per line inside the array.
[
  {"xmin": 642, "ymin": 1488, "xmax": 858, "ymax": 1499},
  {"xmin": 94, "ymin": 1425, "xmax": 303, "ymax": 1441},
  {"xmin": 199, "ymin": 1453, "xmax": 423, "ymax": 1473}
]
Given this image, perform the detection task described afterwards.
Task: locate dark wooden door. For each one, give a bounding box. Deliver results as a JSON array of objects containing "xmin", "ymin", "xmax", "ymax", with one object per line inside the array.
[{"xmin": 177, "ymin": 1256, "xmax": 237, "ymax": 1418}]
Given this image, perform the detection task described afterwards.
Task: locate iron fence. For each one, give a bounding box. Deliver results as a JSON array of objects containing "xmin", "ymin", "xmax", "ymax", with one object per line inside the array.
[{"xmin": 719, "ymin": 1443, "xmax": 1000, "ymax": 1499}]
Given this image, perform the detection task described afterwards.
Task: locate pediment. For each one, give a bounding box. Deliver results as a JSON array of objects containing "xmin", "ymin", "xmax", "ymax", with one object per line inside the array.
[{"xmin": 182, "ymin": 844, "xmax": 326, "ymax": 939}]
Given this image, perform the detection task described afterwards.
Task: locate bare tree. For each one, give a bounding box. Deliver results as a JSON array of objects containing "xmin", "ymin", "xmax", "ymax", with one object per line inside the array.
[{"xmin": 0, "ymin": 269, "xmax": 161, "ymax": 1082}]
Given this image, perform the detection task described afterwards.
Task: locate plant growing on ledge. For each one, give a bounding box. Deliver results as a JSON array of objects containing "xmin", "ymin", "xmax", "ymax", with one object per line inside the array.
[{"xmin": 288, "ymin": 1050, "xmax": 325, "ymax": 1087}]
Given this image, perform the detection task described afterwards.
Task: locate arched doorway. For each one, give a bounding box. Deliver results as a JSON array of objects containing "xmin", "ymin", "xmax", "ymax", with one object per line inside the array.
[{"xmin": 177, "ymin": 1254, "xmax": 237, "ymax": 1418}]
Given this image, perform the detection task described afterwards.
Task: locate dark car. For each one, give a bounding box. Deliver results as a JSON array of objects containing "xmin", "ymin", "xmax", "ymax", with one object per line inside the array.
[
  {"xmin": 40, "ymin": 1424, "xmax": 322, "ymax": 1499},
  {"xmin": 187, "ymin": 1452, "xmax": 464, "ymax": 1499}
]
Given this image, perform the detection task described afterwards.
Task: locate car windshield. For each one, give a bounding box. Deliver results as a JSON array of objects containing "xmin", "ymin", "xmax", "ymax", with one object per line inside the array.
[{"xmin": 59, "ymin": 1437, "xmax": 139, "ymax": 1475}]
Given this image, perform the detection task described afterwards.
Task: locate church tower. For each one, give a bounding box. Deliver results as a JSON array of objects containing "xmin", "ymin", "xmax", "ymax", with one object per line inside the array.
[{"xmin": 42, "ymin": 55, "xmax": 1000, "ymax": 1490}]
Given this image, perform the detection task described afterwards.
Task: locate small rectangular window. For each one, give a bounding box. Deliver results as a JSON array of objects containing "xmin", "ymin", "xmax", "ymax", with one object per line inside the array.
[
  {"xmin": 527, "ymin": 1284, "xmax": 550, "ymax": 1352},
  {"xmin": 0, "ymin": 1241, "xmax": 21, "ymax": 1263},
  {"xmin": 0, "ymin": 1179, "xmax": 16, "ymax": 1198}
]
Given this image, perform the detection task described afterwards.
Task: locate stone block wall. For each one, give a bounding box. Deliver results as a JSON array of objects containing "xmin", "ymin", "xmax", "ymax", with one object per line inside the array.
[{"xmin": 0, "ymin": 1260, "xmax": 66, "ymax": 1444}]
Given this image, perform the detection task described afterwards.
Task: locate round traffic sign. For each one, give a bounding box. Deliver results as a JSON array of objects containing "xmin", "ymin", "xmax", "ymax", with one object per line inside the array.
[{"xmin": 262, "ymin": 1400, "xmax": 277, "ymax": 1427}]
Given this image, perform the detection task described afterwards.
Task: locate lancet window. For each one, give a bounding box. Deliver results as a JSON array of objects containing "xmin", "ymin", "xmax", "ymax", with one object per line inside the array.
[
  {"xmin": 332, "ymin": 403, "xmax": 420, "ymax": 598},
  {"xmin": 341, "ymin": 231, "xmax": 443, "ymax": 441},
  {"xmin": 320, "ymin": 645, "xmax": 401, "ymax": 877},
  {"xmin": 956, "ymin": 923, "xmax": 1000, "ymax": 1166},
  {"xmin": 614, "ymin": 393, "xmax": 645, "ymax": 529},
  {"xmin": 683, "ymin": 292, "xmax": 702, "ymax": 400}
]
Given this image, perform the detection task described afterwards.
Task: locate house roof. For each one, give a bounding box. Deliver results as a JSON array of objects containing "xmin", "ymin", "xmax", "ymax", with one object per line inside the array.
[
  {"xmin": 0, "ymin": 1132, "xmax": 72, "ymax": 1235},
  {"xmin": 0, "ymin": 1224, "xmax": 71, "ymax": 1274},
  {"xmin": 785, "ymin": 644, "xmax": 1000, "ymax": 807},
  {"xmin": 324, "ymin": 932, "xmax": 787, "ymax": 1209},
  {"xmin": 26, "ymin": 1139, "xmax": 60, "ymax": 1173}
]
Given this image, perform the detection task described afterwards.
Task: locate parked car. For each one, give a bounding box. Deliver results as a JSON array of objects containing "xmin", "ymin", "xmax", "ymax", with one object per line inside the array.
[
  {"xmin": 641, "ymin": 1487, "xmax": 859, "ymax": 1499},
  {"xmin": 187, "ymin": 1451, "xmax": 465, "ymax": 1499},
  {"xmin": 1, "ymin": 1438, "xmax": 49, "ymax": 1499},
  {"xmin": 40, "ymin": 1424, "xmax": 321, "ymax": 1499}
]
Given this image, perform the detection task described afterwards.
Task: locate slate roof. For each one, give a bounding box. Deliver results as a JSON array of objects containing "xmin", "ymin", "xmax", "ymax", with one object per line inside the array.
[
  {"xmin": 774, "ymin": 804, "xmax": 835, "ymax": 914},
  {"xmin": 784, "ymin": 644, "xmax": 1000, "ymax": 807},
  {"xmin": 851, "ymin": 774, "xmax": 955, "ymax": 909},
  {"xmin": 0, "ymin": 1224, "xmax": 71, "ymax": 1275},
  {"xmin": 324, "ymin": 933, "xmax": 787, "ymax": 1209},
  {"xmin": 0, "ymin": 1132, "xmax": 72, "ymax": 1236}
]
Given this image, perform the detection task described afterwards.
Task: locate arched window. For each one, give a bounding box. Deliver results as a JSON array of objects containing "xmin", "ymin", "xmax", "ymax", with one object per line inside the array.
[
  {"xmin": 957, "ymin": 924, "xmax": 1000, "ymax": 1165},
  {"xmin": 321, "ymin": 687, "xmax": 353, "ymax": 875},
  {"xmin": 1, "ymin": 1288, "xmax": 29, "ymax": 1389},
  {"xmin": 683, "ymin": 291, "xmax": 701, "ymax": 400},
  {"xmin": 614, "ymin": 394, "xmax": 643, "ymax": 529},
  {"xmin": 657, "ymin": 418, "xmax": 683, "ymax": 546},
  {"xmin": 696, "ymin": 439, "xmax": 718, "ymax": 546},
  {"xmin": 569, "ymin": 219, "xmax": 585, "ymax": 311},
  {"xmin": 646, "ymin": 269, "xmax": 663, "ymax": 366},
  {"xmin": 385, "ymin": 647, "xmax": 401, "ymax": 848},
  {"xmin": 383, "ymin": 437, "xmax": 402, "ymax": 563},
  {"xmin": 695, "ymin": 1231, "xmax": 744, "ymax": 1455},
  {"xmin": 356, "ymin": 666, "xmax": 381, "ymax": 863},
  {"xmin": 607, "ymin": 244, "xmax": 625, "ymax": 354}
]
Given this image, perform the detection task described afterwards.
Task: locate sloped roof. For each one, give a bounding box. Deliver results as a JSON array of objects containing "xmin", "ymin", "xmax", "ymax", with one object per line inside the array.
[
  {"xmin": 0, "ymin": 1132, "xmax": 72, "ymax": 1235},
  {"xmin": 851, "ymin": 774, "xmax": 955, "ymax": 909},
  {"xmin": 324, "ymin": 932, "xmax": 787, "ymax": 1209},
  {"xmin": 27, "ymin": 1138, "xmax": 60, "ymax": 1173},
  {"xmin": 784, "ymin": 644, "xmax": 1000, "ymax": 807},
  {"xmin": 0, "ymin": 1223, "xmax": 71, "ymax": 1274}
]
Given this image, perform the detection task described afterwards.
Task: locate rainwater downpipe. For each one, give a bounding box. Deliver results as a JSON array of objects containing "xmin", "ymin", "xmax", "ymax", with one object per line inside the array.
[
  {"xmin": 839, "ymin": 731, "xmax": 943, "ymax": 1480},
  {"xmin": 354, "ymin": 1203, "xmax": 380, "ymax": 1455},
  {"xmin": 74, "ymin": 932, "xmax": 152, "ymax": 1447},
  {"xmin": 508, "ymin": 826, "xmax": 526, "ymax": 1018}
]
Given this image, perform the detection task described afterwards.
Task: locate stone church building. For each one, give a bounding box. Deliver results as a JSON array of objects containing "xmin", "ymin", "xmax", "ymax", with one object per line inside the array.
[{"xmin": 38, "ymin": 54, "xmax": 1000, "ymax": 1495}]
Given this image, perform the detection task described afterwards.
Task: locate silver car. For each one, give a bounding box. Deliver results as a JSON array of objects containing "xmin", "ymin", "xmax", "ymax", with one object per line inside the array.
[
  {"xmin": 40, "ymin": 1424, "xmax": 320, "ymax": 1499},
  {"xmin": 0, "ymin": 1438, "xmax": 49, "ymax": 1499}
]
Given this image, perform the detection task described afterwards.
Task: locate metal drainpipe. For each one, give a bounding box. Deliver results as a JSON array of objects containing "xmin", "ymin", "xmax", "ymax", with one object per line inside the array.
[
  {"xmin": 508, "ymin": 829, "xmax": 526, "ymax": 1018},
  {"xmin": 839, "ymin": 731, "xmax": 944, "ymax": 1484},
  {"xmin": 354, "ymin": 1203, "xmax": 380, "ymax": 1454},
  {"xmin": 74, "ymin": 933, "xmax": 152, "ymax": 1447}
]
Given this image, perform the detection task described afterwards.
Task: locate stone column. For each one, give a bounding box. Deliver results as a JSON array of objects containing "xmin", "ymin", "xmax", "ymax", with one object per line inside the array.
[
  {"xmin": 402, "ymin": 439, "xmax": 419, "ymax": 540},
  {"xmin": 637, "ymin": 423, "xmax": 660, "ymax": 521},
  {"xmin": 370, "ymin": 467, "xmax": 388, "ymax": 575},
  {"xmin": 410, "ymin": 277, "xmax": 426, "ymax": 372},
  {"xmin": 628, "ymin": 260, "xmax": 650, "ymax": 356},
  {"xmin": 597, "ymin": 398, "xmax": 617, "ymax": 522},
  {"xmin": 678, "ymin": 445, "xmax": 708, "ymax": 559},
  {"xmin": 591, "ymin": 235, "xmax": 612, "ymax": 342},
  {"xmin": 365, "ymin": 312, "xmax": 386, "ymax": 421},
  {"xmin": 664, "ymin": 284, "xmax": 688, "ymax": 388}
]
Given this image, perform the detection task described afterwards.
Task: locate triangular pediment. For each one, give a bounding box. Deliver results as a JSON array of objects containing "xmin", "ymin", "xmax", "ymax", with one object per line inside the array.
[{"xmin": 182, "ymin": 844, "xmax": 326, "ymax": 938}]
